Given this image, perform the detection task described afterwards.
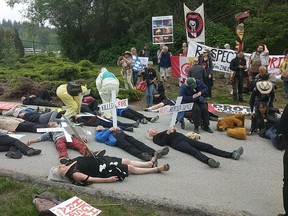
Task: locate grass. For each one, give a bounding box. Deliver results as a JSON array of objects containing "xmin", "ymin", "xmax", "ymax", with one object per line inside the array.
[{"xmin": 0, "ymin": 176, "xmax": 174, "ymax": 216}]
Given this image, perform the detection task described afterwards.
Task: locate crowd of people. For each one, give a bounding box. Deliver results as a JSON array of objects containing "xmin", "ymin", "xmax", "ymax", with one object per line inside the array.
[{"xmin": 0, "ymin": 41, "xmax": 288, "ymax": 216}]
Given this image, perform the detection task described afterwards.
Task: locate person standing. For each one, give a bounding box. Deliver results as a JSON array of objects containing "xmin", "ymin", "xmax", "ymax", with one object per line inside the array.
[
  {"xmin": 96, "ymin": 67, "xmax": 120, "ymax": 120},
  {"xmin": 138, "ymin": 43, "xmax": 151, "ymax": 60},
  {"xmin": 131, "ymin": 47, "xmax": 143, "ymax": 86},
  {"xmin": 117, "ymin": 51, "xmax": 134, "ymax": 89},
  {"xmin": 199, "ymin": 48, "xmax": 214, "ymax": 99},
  {"xmin": 188, "ymin": 57, "xmax": 205, "ymax": 81},
  {"xmin": 140, "ymin": 61, "xmax": 157, "ymax": 107},
  {"xmin": 158, "ymin": 45, "xmax": 172, "ymax": 89},
  {"xmin": 229, "ymin": 50, "xmax": 247, "ymax": 102},
  {"xmin": 247, "ymin": 44, "xmax": 269, "ymax": 91},
  {"xmin": 278, "ymin": 54, "xmax": 288, "ymax": 99},
  {"xmin": 56, "ymin": 83, "xmax": 87, "ymax": 119}
]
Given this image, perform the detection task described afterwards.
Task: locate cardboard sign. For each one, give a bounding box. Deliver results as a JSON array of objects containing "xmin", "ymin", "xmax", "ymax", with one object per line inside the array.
[{"xmin": 50, "ymin": 196, "xmax": 101, "ymax": 216}]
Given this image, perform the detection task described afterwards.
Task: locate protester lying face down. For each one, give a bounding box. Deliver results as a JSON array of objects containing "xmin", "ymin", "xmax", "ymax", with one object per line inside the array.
[{"xmin": 48, "ymin": 155, "xmax": 170, "ymax": 185}]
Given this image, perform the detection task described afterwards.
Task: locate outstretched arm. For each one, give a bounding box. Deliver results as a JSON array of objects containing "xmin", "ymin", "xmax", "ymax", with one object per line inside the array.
[{"xmin": 72, "ymin": 172, "xmax": 119, "ymax": 183}]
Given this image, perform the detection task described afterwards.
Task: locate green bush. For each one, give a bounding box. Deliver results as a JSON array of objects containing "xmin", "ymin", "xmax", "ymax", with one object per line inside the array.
[
  {"xmin": 55, "ymin": 65, "xmax": 80, "ymax": 80},
  {"xmin": 78, "ymin": 59, "xmax": 94, "ymax": 68}
]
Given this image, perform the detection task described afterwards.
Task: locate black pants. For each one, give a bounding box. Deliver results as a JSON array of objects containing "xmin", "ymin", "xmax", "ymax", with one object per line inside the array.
[
  {"xmin": 283, "ymin": 150, "xmax": 288, "ymax": 215},
  {"xmin": 0, "ymin": 135, "xmax": 30, "ymax": 154},
  {"xmin": 192, "ymin": 103, "xmax": 210, "ymax": 128},
  {"xmin": 115, "ymin": 134, "xmax": 155, "ymax": 159},
  {"xmin": 171, "ymin": 138, "xmax": 232, "ymax": 164},
  {"xmin": 16, "ymin": 121, "xmax": 47, "ymax": 133},
  {"xmin": 204, "ymin": 76, "xmax": 213, "ymax": 98},
  {"xmin": 81, "ymin": 100, "xmax": 99, "ymax": 114},
  {"xmin": 232, "ymin": 78, "xmax": 244, "ymax": 101},
  {"xmin": 121, "ymin": 109, "xmax": 151, "ymax": 121}
]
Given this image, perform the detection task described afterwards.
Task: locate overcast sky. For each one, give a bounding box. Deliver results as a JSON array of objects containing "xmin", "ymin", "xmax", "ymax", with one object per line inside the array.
[{"xmin": 0, "ymin": 1, "xmax": 28, "ymax": 22}]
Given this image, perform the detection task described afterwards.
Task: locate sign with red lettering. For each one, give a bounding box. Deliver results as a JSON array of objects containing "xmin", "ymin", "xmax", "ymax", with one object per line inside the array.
[{"xmin": 50, "ymin": 196, "xmax": 101, "ymax": 216}]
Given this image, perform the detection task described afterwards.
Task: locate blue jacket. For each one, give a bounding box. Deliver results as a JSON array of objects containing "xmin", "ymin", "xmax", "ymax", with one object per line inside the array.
[
  {"xmin": 95, "ymin": 129, "xmax": 117, "ymax": 146},
  {"xmin": 179, "ymin": 79, "xmax": 208, "ymax": 103}
]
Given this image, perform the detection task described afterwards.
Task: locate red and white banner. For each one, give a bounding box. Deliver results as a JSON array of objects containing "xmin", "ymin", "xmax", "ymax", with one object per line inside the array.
[
  {"xmin": 184, "ymin": 3, "xmax": 205, "ymax": 43},
  {"xmin": 171, "ymin": 56, "xmax": 195, "ymax": 85},
  {"xmin": 208, "ymin": 103, "xmax": 251, "ymax": 114}
]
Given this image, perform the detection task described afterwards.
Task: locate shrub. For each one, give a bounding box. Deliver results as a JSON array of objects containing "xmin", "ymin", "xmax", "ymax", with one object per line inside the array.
[
  {"xmin": 55, "ymin": 65, "xmax": 80, "ymax": 80},
  {"xmin": 78, "ymin": 60, "xmax": 94, "ymax": 68}
]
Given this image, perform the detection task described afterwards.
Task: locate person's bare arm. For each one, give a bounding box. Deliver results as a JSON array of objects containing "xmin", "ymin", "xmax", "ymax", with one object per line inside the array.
[{"xmin": 72, "ymin": 172, "xmax": 119, "ymax": 183}]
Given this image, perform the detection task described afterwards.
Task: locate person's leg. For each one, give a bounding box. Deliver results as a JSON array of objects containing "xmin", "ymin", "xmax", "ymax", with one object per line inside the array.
[
  {"xmin": 122, "ymin": 158, "xmax": 152, "ymax": 168},
  {"xmin": 238, "ymin": 78, "xmax": 244, "ymax": 101},
  {"xmin": 67, "ymin": 137, "xmax": 86, "ymax": 155},
  {"xmin": 127, "ymin": 164, "xmax": 169, "ymax": 174},
  {"xmin": 121, "ymin": 110, "xmax": 140, "ymax": 121},
  {"xmin": 187, "ymin": 139, "xmax": 232, "ymax": 159},
  {"xmin": 232, "ymin": 80, "xmax": 238, "ymax": 101},
  {"xmin": 16, "ymin": 121, "xmax": 47, "ymax": 133},
  {"xmin": 171, "ymin": 140, "xmax": 210, "ymax": 164},
  {"xmin": 55, "ymin": 137, "xmax": 69, "ymax": 158},
  {"xmin": 133, "ymin": 71, "xmax": 138, "ymax": 86},
  {"xmin": 249, "ymin": 89, "xmax": 257, "ymax": 112},
  {"xmin": 125, "ymin": 135, "xmax": 155, "ymax": 156},
  {"xmin": 126, "ymin": 70, "xmax": 134, "ymax": 89},
  {"xmin": 147, "ymin": 84, "xmax": 155, "ymax": 106},
  {"xmin": 191, "ymin": 104, "xmax": 201, "ymax": 130},
  {"xmin": 38, "ymin": 110, "xmax": 58, "ymax": 124},
  {"xmin": 116, "ymin": 139, "xmax": 144, "ymax": 159},
  {"xmin": 145, "ymin": 102, "xmax": 165, "ymax": 111},
  {"xmin": 199, "ymin": 103, "xmax": 210, "ymax": 128},
  {"xmin": 0, "ymin": 135, "xmax": 14, "ymax": 152},
  {"xmin": 145, "ymin": 87, "xmax": 150, "ymax": 107}
]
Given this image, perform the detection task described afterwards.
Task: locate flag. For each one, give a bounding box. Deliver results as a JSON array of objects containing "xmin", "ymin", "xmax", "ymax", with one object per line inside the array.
[
  {"xmin": 184, "ymin": 3, "xmax": 205, "ymax": 43},
  {"xmin": 171, "ymin": 56, "xmax": 194, "ymax": 84}
]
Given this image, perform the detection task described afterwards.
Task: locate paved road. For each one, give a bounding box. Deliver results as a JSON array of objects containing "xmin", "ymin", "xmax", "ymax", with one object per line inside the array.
[{"xmin": 0, "ymin": 105, "xmax": 284, "ymax": 216}]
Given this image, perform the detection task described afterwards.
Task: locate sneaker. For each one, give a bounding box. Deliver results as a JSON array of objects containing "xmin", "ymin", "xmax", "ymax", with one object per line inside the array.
[
  {"xmin": 144, "ymin": 108, "xmax": 151, "ymax": 112},
  {"xmin": 59, "ymin": 157, "xmax": 70, "ymax": 164},
  {"xmin": 155, "ymin": 146, "xmax": 169, "ymax": 159},
  {"xmin": 124, "ymin": 127, "xmax": 134, "ymax": 132},
  {"xmin": 150, "ymin": 115, "xmax": 159, "ymax": 123},
  {"xmin": 231, "ymin": 147, "xmax": 244, "ymax": 160},
  {"xmin": 141, "ymin": 152, "xmax": 152, "ymax": 161},
  {"xmin": 208, "ymin": 158, "xmax": 220, "ymax": 168},
  {"xmin": 133, "ymin": 120, "xmax": 140, "ymax": 128},
  {"xmin": 25, "ymin": 148, "xmax": 42, "ymax": 156},
  {"xmin": 203, "ymin": 126, "xmax": 214, "ymax": 133},
  {"xmin": 140, "ymin": 118, "xmax": 148, "ymax": 124},
  {"xmin": 93, "ymin": 149, "xmax": 106, "ymax": 157},
  {"xmin": 5, "ymin": 151, "xmax": 23, "ymax": 159},
  {"xmin": 194, "ymin": 127, "xmax": 200, "ymax": 134}
]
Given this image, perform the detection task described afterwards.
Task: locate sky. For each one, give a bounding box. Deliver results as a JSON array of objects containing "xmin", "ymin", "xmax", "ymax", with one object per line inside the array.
[{"xmin": 0, "ymin": 0, "xmax": 28, "ymax": 22}]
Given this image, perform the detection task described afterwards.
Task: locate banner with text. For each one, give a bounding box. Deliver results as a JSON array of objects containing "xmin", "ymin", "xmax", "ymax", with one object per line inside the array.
[{"xmin": 187, "ymin": 41, "xmax": 284, "ymax": 74}]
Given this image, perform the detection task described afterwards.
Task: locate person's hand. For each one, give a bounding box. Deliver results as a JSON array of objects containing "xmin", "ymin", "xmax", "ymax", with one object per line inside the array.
[
  {"xmin": 27, "ymin": 140, "xmax": 35, "ymax": 145},
  {"xmin": 208, "ymin": 75, "xmax": 211, "ymax": 78},
  {"xmin": 109, "ymin": 127, "xmax": 115, "ymax": 131},
  {"xmin": 192, "ymin": 92, "xmax": 201, "ymax": 99},
  {"xmin": 107, "ymin": 176, "xmax": 119, "ymax": 183},
  {"xmin": 154, "ymin": 94, "xmax": 160, "ymax": 98}
]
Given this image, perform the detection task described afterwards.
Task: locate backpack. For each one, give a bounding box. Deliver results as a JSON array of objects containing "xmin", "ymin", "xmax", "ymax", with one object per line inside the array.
[
  {"xmin": 32, "ymin": 191, "xmax": 63, "ymax": 216},
  {"xmin": 67, "ymin": 82, "xmax": 82, "ymax": 96},
  {"xmin": 136, "ymin": 81, "xmax": 147, "ymax": 92}
]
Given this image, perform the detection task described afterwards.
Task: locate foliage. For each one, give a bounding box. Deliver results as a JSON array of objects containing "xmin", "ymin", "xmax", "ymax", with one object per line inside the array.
[
  {"xmin": 0, "ymin": 54, "xmax": 142, "ymax": 101},
  {"xmin": 0, "ymin": 28, "xmax": 24, "ymax": 63},
  {"xmin": 0, "ymin": 176, "xmax": 169, "ymax": 216}
]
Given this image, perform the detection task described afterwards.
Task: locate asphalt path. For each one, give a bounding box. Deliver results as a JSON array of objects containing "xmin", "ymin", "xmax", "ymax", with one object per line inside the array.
[{"xmin": 0, "ymin": 104, "xmax": 284, "ymax": 216}]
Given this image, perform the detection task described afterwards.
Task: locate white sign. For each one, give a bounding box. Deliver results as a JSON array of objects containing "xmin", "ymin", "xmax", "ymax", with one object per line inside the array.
[
  {"xmin": 37, "ymin": 128, "xmax": 64, "ymax": 133},
  {"xmin": 152, "ymin": 15, "xmax": 173, "ymax": 44},
  {"xmin": 99, "ymin": 102, "xmax": 115, "ymax": 112},
  {"xmin": 159, "ymin": 103, "xmax": 193, "ymax": 115},
  {"xmin": 117, "ymin": 99, "xmax": 128, "ymax": 108},
  {"xmin": 188, "ymin": 41, "xmax": 285, "ymax": 74},
  {"xmin": 50, "ymin": 196, "xmax": 101, "ymax": 216}
]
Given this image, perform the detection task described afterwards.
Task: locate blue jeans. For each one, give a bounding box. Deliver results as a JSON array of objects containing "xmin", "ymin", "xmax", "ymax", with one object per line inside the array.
[
  {"xmin": 132, "ymin": 70, "xmax": 139, "ymax": 86},
  {"xmin": 145, "ymin": 84, "xmax": 154, "ymax": 107}
]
